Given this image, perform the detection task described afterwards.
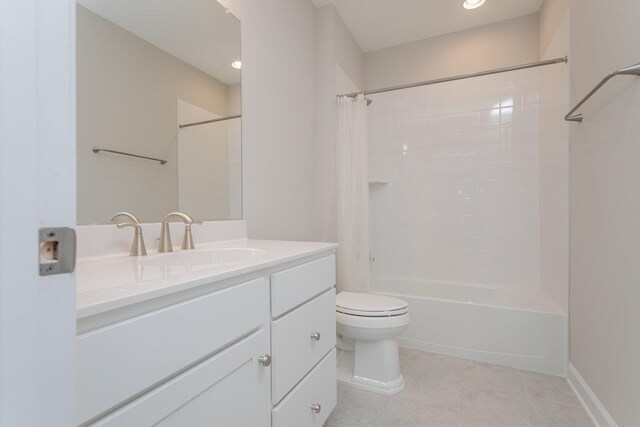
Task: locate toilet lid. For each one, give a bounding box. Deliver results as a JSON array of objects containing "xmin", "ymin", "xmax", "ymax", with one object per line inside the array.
[{"xmin": 336, "ymin": 292, "xmax": 409, "ymax": 317}]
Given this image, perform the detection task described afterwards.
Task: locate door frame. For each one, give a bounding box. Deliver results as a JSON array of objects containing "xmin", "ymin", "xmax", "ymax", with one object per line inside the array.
[{"xmin": 0, "ymin": 0, "xmax": 76, "ymax": 425}]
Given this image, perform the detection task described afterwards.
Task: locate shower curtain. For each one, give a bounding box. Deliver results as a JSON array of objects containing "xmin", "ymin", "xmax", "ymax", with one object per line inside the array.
[{"xmin": 336, "ymin": 94, "xmax": 369, "ymax": 294}]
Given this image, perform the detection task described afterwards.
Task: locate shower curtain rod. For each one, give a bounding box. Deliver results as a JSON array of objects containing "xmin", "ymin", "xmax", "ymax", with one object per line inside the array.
[
  {"xmin": 338, "ymin": 56, "xmax": 568, "ymax": 98},
  {"xmin": 179, "ymin": 114, "xmax": 241, "ymax": 129}
]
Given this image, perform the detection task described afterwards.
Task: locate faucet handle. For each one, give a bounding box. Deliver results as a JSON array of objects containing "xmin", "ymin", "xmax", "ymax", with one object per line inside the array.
[
  {"xmin": 159, "ymin": 212, "xmax": 201, "ymax": 252},
  {"xmin": 162, "ymin": 212, "xmax": 198, "ymax": 225},
  {"xmin": 111, "ymin": 211, "xmax": 141, "ymax": 224},
  {"xmin": 111, "ymin": 212, "xmax": 147, "ymax": 256},
  {"xmin": 181, "ymin": 222, "xmax": 202, "ymax": 250}
]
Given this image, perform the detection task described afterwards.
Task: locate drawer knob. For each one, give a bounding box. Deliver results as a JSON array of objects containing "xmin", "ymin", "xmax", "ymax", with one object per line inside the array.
[
  {"xmin": 311, "ymin": 403, "xmax": 322, "ymax": 413},
  {"xmin": 258, "ymin": 354, "xmax": 271, "ymax": 367},
  {"xmin": 310, "ymin": 332, "xmax": 321, "ymax": 341}
]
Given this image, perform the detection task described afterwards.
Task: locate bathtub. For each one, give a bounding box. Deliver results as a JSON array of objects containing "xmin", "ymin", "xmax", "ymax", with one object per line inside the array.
[{"xmin": 372, "ymin": 280, "xmax": 567, "ymax": 376}]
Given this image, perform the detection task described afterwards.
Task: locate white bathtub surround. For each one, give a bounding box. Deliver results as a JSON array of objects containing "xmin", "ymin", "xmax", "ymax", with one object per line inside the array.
[
  {"xmin": 366, "ymin": 65, "xmax": 572, "ymax": 376},
  {"xmin": 327, "ymin": 348, "xmax": 593, "ymax": 427},
  {"xmin": 336, "ymin": 94, "xmax": 370, "ymax": 293},
  {"xmin": 335, "ymin": 292, "xmax": 410, "ymax": 395},
  {"xmin": 368, "ymin": 68, "xmax": 542, "ymax": 289},
  {"xmin": 373, "ymin": 280, "xmax": 566, "ymax": 376}
]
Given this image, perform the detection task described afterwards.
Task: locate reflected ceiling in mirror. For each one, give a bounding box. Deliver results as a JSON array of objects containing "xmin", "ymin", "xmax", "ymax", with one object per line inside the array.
[{"xmin": 76, "ymin": 0, "xmax": 241, "ymax": 225}]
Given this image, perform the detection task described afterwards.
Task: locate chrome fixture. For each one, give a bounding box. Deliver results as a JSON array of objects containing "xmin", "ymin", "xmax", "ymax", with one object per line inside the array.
[
  {"xmin": 158, "ymin": 212, "xmax": 202, "ymax": 253},
  {"xmin": 338, "ymin": 56, "xmax": 568, "ymax": 98},
  {"xmin": 92, "ymin": 148, "xmax": 167, "ymax": 165},
  {"xmin": 565, "ymin": 62, "xmax": 640, "ymax": 122},
  {"xmin": 179, "ymin": 114, "xmax": 241, "ymax": 129},
  {"xmin": 111, "ymin": 212, "xmax": 147, "ymax": 257},
  {"xmin": 310, "ymin": 332, "xmax": 321, "ymax": 341},
  {"xmin": 258, "ymin": 354, "xmax": 271, "ymax": 367},
  {"xmin": 311, "ymin": 403, "xmax": 322, "ymax": 413}
]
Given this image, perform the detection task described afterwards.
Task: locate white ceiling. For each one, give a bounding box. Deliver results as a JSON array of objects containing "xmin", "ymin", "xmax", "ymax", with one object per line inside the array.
[
  {"xmin": 312, "ymin": 0, "xmax": 544, "ymax": 52},
  {"xmin": 77, "ymin": 0, "xmax": 241, "ymax": 85}
]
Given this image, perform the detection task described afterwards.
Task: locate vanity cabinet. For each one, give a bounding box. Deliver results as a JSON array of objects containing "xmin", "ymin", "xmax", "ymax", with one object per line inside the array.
[
  {"xmin": 76, "ymin": 278, "xmax": 270, "ymax": 425},
  {"xmin": 93, "ymin": 328, "xmax": 271, "ymax": 427},
  {"xmin": 77, "ymin": 252, "xmax": 337, "ymax": 427},
  {"xmin": 269, "ymin": 255, "xmax": 337, "ymax": 427},
  {"xmin": 271, "ymin": 289, "xmax": 336, "ymax": 403}
]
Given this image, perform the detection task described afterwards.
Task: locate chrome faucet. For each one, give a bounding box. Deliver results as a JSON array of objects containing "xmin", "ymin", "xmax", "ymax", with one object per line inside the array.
[
  {"xmin": 158, "ymin": 212, "xmax": 202, "ymax": 253},
  {"xmin": 111, "ymin": 212, "xmax": 147, "ymax": 257}
]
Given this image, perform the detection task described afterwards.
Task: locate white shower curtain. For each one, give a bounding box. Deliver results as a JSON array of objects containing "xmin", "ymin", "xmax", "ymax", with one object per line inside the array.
[{"xmin": 336, "ymin": 94, "xmax": 369, "ymax": 294}]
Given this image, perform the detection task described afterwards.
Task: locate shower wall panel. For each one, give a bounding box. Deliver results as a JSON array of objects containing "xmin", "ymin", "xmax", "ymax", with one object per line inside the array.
[{"xmin": 368, "ymin": 69, "xmax": 541, "ymax": 289}]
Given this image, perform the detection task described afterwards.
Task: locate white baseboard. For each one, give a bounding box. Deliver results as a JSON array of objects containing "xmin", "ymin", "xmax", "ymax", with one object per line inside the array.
[{"xmin": 567, "ymin": 363, "xmax": 618, "ymax": 427}]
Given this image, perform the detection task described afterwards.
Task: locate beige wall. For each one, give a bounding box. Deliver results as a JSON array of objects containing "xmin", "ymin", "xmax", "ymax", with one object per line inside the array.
[
  {"xmin": 363, "ymin": 13, "xmax": 539, "ymax": 90},
  {"xmin": 329, "ymin": 6, "xmax": 365, "ymax": 91},
  {"xmin": 226, "ymin": 83, "xmax": 242, "ymax": 220},
  {"xmin": 538, "ymin": 0, "xmax": 571, "ymax": 57},
  {"xmin": 177, "ymin": 100, "xmax": 231, "ymax": 220},
  {"xmin": 227, "ymin": 83, "xmax": 242, "ymax": 116},
  {"xmin": 540, "ymin": 1, "xmax": 640, "ymax": 425},
  {"xmin": 76, "ymin": 5, "xmax": 229, "ymax": 224},
  {"xmin": 220, "ymin": 0, "xmax": 323, "ymax": 241},
  {"xmin": 539, "ymin": 12, "xmax": 570, "ymax": 315}
]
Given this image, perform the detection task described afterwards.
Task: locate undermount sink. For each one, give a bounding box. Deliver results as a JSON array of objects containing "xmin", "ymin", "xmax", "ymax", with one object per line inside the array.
[{"xmin": 138, "ymin": 248, "xmax": 266, "ymax": 268}]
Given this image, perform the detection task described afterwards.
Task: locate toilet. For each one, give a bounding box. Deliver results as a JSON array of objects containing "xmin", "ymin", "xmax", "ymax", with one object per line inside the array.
[{"xmin": 335, "ymin": 292, "xmax": 410, "ymax": 395}]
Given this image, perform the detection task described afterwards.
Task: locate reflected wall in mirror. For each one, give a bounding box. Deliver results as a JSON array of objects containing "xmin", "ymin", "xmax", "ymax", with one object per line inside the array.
[{"xmin": 76, "ymin": 0, "xmax": 241, "ymax": 224}]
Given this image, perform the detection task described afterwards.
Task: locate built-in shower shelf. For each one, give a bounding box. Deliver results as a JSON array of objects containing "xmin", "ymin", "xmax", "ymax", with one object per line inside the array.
[{"xmin": 369, "ymin": 181, "xmax": 388, "ymax": 185}]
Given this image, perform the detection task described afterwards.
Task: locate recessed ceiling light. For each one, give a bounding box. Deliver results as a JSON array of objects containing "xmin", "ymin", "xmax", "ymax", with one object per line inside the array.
[
  {"xmin": 231, "ymin": 60, "xmax": 242, "ymax": 70},
  {"xmin": 463, "ymin": 0, "xmax": 486, "ymax": 9}
]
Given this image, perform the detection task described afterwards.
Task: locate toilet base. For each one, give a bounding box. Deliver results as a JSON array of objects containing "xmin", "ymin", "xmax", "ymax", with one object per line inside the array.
[{"xmin": 336, "ymin": 348, "xmax": 405, "ymax": 395}]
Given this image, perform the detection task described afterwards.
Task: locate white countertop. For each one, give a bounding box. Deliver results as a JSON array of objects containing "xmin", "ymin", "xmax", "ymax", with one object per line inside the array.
[{"xmin": 76, "ymin": 239, "xmax": 337, "ymax": 319}]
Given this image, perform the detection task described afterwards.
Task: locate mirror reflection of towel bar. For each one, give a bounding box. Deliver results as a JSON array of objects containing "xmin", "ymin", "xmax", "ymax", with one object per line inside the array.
[
  {"xmin": 92, "ymin": 148, "xmax": 167, "ymax": 165},
  {"xmin": 179, "ymin": 114, "xmax": 241, "ymax": 129}
]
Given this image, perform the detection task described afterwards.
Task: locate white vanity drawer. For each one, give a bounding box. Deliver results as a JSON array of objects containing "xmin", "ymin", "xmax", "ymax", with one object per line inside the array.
[
  {"xmin": 271, "ymin": 289, "xmax": 336, "ymax": 403},
  {"xmin": 271, "ymin": 254, "xmax": 336, "ymax": 317},
  {"xmin": 272, "ymin": 349, "xmax": 337, "ymax": 427},
  {"xmin": 77, "ymin": 278, "xmax": 268, "ymax": 425}
]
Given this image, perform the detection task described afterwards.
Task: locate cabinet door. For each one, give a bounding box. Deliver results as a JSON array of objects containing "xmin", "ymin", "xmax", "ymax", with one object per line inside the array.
[
  {"xmin": 92, "ymin": 328, "xmax": 271, "ymax": 427},
  {"xmin": 78, "ymin": 278, "xmax": 269, "ymax": 425}
]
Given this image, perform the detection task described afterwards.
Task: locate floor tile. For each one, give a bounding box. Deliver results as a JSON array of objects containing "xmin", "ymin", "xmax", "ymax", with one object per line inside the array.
[
  {"xmin": 324, "ymin": 384, "xmax": 384, "ymax": 427},
  {"xmin": 325, "ymin": 348, "xmax": 594, "ymax": 427},
  {"xmin": 521, "ymin": 370, "xmax": 582, "ymax": 407},
  {"xmin": 379, "ymin": 398, "xmax": 458, "ymax": 427},
  {"xmin": 457, "ymin": 360, "xmax": 527, "ymax": 402},
  {"xmin": 458, "ymin": 392, "xmax": 538, "ymax": 427},
  {"xmin": 531, "ymin": 399, "xmax": 594, "ymax": 427}
]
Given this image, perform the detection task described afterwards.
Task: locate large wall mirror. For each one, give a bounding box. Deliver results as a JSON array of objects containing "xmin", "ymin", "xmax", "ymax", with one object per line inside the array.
[{"xmin": 76, "ymin": 0, "xmax": 241, "ymax": 224}]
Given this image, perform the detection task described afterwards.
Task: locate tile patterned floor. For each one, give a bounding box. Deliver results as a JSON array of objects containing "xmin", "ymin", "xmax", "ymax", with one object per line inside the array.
[{"xmin": 325, "ymin": 348, "xmax": 593, "ymax": 427}]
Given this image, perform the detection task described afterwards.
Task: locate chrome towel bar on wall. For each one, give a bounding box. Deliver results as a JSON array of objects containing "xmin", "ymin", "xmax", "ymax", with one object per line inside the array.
[
  {"xmin": 565, "ymin": 62, "xmax": 640, "ymax": 122},
  {"xmin": 92, "ymin": 148, "xmax": 167, "ymax": 165}
]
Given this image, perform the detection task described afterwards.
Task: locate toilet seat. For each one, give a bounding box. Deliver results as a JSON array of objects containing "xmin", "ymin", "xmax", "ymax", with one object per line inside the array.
[
  {"xmin": 336, "ymin": 292, "xmax": 409, "ymax": 317},
  {"xmin": 336, "ymin": 310, "xmax": 410, "ymax": 329}
]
